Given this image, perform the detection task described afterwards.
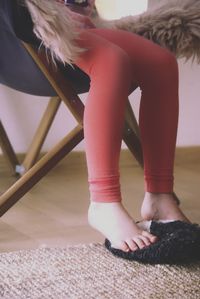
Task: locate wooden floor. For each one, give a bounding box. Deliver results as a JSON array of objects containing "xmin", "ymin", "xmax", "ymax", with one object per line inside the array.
[{"xmin": 0, "ymin": 148, "xmax": 200, "ymax": 253}]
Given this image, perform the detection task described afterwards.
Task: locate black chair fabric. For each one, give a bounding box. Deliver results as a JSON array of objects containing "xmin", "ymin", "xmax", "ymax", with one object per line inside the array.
[{"xmin": 0, "ymin": 0, "xmax": 90, "ymax": 96}]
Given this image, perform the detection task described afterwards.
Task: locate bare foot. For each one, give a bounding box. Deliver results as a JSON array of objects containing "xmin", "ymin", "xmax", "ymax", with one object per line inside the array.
[
  {"xmin": 88, "ymin": 202, "xmax": 157, "ymax": 252},
  {"xmin": 141, "ymin": 192, "xmax": 190, "ymax": 222}
]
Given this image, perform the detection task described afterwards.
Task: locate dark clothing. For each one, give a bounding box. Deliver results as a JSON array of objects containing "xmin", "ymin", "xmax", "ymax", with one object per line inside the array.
[
  {"xmin": 12, "ymin": 0, "xmax": 40, "ymax": 46},
  {"xmin": 3, "ymin": 0, "xmax": 90, "ymax": 93},
  {"xmin": 66, "ymin": 0, "xmax": 88, "ymax": 7}
]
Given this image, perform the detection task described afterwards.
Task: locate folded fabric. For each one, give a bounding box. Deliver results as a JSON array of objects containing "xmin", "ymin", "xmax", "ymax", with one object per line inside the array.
[{"xmin": 105, "ymin": 220, "xmax": 200, "ymax": 265}]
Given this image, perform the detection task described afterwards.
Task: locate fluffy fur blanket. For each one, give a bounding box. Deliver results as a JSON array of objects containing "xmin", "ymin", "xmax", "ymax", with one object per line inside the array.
[
  {"xmin": 110, "ymin": 0, "xmax": 200, "ymax": 63},
  {"xmin": 24, "ymin": 0, "xmax": 200, "ymax": 64},
  {"xmin": 24, "ymin": 0, "xmax": 85, "ymax": 65}
]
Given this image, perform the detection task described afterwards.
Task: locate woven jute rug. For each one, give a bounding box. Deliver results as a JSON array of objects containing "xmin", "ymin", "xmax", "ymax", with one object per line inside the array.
[{"xmin": 0, "ymin": 244, "xmax": 200, "ymax": 299}]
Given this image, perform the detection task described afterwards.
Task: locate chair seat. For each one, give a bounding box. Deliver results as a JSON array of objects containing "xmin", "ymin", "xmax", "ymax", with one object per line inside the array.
[{"xmin": 0, "ymin": 0, "xmax": 90, "ymax": 96}]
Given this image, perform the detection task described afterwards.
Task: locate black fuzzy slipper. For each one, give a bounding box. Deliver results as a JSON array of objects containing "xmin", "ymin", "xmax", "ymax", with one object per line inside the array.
[{"xmin": 104, "ymin": 220, "xmax": 200, "ymax": 265}]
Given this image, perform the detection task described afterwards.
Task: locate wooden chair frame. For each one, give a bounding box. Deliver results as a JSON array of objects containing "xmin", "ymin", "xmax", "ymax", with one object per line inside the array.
[{"xmin": 0, "ymin": 42, "xmax": 143, "ymax": 217}]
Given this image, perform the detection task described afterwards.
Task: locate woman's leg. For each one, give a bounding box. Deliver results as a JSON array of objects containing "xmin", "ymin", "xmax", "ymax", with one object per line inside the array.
[
  {"xmin": 89, "ymin": 28, "xmax": 189, "ymax": 222},
  {"xmin": 74, "ymin": 29, "xmax": 157, "ymax": 251}
]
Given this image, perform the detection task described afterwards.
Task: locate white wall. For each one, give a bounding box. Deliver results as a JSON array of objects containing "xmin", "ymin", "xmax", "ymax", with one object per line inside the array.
[
  {"xmin": 95, "ymin": 0, "xmax": 148, "ymax": 19},
  {"xmin": 1, "ymin": 0, "xmax": 200, "ymax": 153}
]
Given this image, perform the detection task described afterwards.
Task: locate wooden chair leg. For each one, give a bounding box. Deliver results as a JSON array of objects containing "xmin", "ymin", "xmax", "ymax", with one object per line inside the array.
[
  {"xmin": 21, "ymin": 96, "xmax": 61, "ymax": 173},
  {"xmin": 123, "ymin": 120, "xmax": 143, "ymax": 168},
  {"xmin": 0, "ymin": 120, "xmax": 20, "ymax": 175},
  {"xmin": 0, "ymin": 43, "xmax": 87, "ymax": 218},
  {"xmin": 125, "ymin": 99, "xmax": 140, "ymax": 138},
  {"xmin": 0, "ymin": 125, "xmax": 84, "ymax": 217},
  {"xmin": 123, "ymin": 100, "xmax": 143, "ymax": 167}
]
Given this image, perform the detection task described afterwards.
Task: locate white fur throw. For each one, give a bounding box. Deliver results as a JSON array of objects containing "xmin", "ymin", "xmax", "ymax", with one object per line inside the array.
[
  {"xmin": 24, "ymin": 0, "xmax": 85, "ymax": 65},
  {"xmin": 25, "ymin": 0, "xmax": 200, "ymax": 64},
  {"xmin": 110, "ymin": 0, "xmax": 200, "ymax": 63}
]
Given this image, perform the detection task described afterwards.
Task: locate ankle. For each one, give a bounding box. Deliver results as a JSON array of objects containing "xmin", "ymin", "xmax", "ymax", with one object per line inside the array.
[
  {"xmin": 141, "ymin": 192, "xmax": 175, "ymax": 221},
  {"xmin": 144, "ymin": 192, "xmax": 174, "ymax": 201},
  {"xmin": 89, "ymin": 201, "xmax": 122, "ymax": 210},
  {"xmin": 90, "ymin": 200, "xmax": 122, "ymax": 206}
]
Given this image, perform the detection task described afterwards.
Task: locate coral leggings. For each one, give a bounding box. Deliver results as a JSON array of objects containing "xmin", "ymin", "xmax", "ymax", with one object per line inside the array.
[{"xmin": 74, "ymin": 28, "xmax": 179, "ymax": 202}]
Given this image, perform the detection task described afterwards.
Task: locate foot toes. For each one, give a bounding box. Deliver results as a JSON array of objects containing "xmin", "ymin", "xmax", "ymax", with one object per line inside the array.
[
  {"xmin": 138, "ymin": 235, "xmax": 151, "ymax": 247},
  {"xmin": 132, "ymin": 236, "xmax": 146, "ymax": 249},
  {"xmin": 111, "ymin": 241, "xmax": 130, "ymax": 252},
  {"xmin": 142, "ymin": 230, "xmax": 157, "ymax": 243},
  {"xmin": 125, "ymin": 239, "xmax": 138, "ymax": 251}
]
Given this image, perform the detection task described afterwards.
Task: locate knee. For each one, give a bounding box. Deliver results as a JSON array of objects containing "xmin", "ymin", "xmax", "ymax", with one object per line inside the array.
[
  {"xmin": 92, "ymin": 46, "xmax": 131, "ymax": 79},
  {"xmin": 157, "ymin": 48, "xmax": 178, "ymax": 75},
  {"xmin": 107, "ymin": 47, "xmax": 130, "ymax": 70},
  {"xmin": 146, "ymin": 48, "xmax": 179, "ymax": 91}
]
